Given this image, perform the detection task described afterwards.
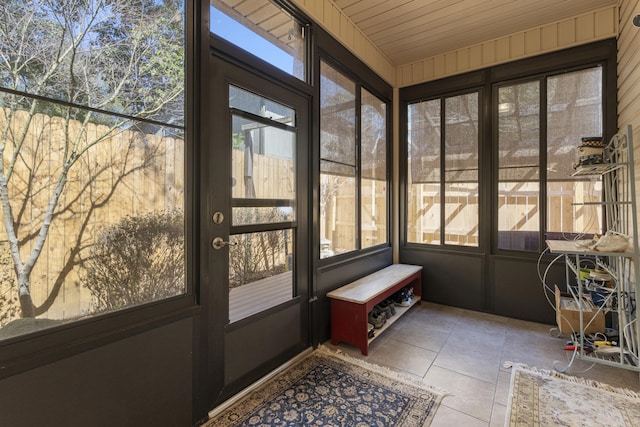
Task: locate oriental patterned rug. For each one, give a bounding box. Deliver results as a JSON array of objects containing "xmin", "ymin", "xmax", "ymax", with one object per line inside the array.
[
  {"xmin": 505, "ymin": 362, "xmax": 640, "ymax": 426},
  {"xmin": 203, "ymin": 346, "xmax": 446, "ymax": 427}
]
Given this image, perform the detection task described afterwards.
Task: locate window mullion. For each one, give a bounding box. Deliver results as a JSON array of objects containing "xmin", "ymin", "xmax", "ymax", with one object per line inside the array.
[
  {"xmin": 539, "ymin": 77, "xmax": 549, "ymax": 244},
  {"xmin": 440, "ymin": 98, "xmax": 446, "ymax": 246}
]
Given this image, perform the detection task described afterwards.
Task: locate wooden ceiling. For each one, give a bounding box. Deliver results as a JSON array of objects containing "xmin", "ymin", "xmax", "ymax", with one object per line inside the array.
[
  {"xmin": 213, "ymin": 0, "xmax": 616, "ymax": 66},
  {"xmin": 334, "ymin": 0, "xmax": 616, "ymax": 65}
]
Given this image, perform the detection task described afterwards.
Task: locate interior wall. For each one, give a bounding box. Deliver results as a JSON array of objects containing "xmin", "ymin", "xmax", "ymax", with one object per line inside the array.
[
  {"xmin": 0, "ymin": 319, "xmax": 193, "ymax": 427},
  {"xmin": 618, "ymin": 1, "xmax": 640, "ymax": 155}
]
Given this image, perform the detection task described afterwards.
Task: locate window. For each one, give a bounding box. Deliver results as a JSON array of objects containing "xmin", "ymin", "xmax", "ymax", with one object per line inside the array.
[
  {"xmin": 361, "ymin": 89, "xmax": 387, "ymax": 249},
  {"xmin": 320, "ymin": 61, "xmax": 356, "ymax": 257},
  {"xmin": 497, "ymin": 82, "xmax": 541, "ymax": 250},
  {"xmin": 319, "ymin": 61, "xmax": 389, "ymax": 258},
  {"xmin": 546, "ymin": 68, "xmax": 603, "ymax": 240},
  {"xmin": 0, "ymin": 1, "xmax": 185, "ymax": 338},
  {"xmin": 211, "ymin": 0, "xmax": 306, "ymax": 82},
  {"xmin": 497, "ymin": 67, "xmax": 603, "ymax": 251},
  {"xmin": 407, "ymin": 92, "xmax": 480, "ymax": 247}
]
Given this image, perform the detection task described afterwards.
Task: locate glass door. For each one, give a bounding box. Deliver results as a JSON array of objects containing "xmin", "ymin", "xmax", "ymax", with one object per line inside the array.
[{"xmin": 202, "ymin": 57, "xmax": 310, "ymax": 404}]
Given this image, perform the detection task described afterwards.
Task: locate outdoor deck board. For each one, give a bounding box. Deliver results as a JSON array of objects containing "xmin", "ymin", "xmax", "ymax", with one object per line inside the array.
[{"xmin": 229, "ymin": 271, "xmax": 293, "ymax": 322}]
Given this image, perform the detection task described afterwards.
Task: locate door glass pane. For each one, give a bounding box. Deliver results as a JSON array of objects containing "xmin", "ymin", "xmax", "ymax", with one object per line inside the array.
[
  {"xmin": 444, "ymin": 93, "xmax": 479, "ymax": 247},
  {"xmin": 361, "ymin": 89, "xmax": 387, "ymax": 249},
  {"xmin": 228, "ymin": 230, "xmax": 293, "ymax": 322},
  {"xmin": 232, "ymin": 206, "xmax": 294, "ymax": 226},
  {"xmin": 228, "ymin": 84, "xmax": 296, "ymax": 322},
  {"xmin": 498, "ymin": 81, "xmax": 540, "ymax": 251},
  {"xmin": 547, "ymin": 67, "xmax": 603, "ymax": 239},
  {"xmin": 230, "ymin": 114, "xmax": 295, "ymax": 212},
  {"xmin": 210, "ymin": 0, "xmax": 306, "ymax": 81},
  {"xmin": 230, "ymin": 85, "xmax": 295, "ymax": 126},
  {"xmin": 407, "ymin": 100, "xmax": 441, "ymax": 244}
]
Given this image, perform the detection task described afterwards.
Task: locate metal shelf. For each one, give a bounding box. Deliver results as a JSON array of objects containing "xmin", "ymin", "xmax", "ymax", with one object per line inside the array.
[
  {"xmin": 548, "ymin": 125, "xmax": 640, "ymax": 373},
  {"xmin": 571, "ymin": 163, "xmax": 626, "ymax": 176}
]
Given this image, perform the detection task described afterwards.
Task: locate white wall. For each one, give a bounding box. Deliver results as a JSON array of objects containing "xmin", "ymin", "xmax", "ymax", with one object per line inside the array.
[{"xmin": 618, "ymin": 1, "xmax": 640, "ymax": 230}]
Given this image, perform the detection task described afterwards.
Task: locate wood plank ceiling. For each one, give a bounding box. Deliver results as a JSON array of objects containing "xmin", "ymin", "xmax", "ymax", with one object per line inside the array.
[
  {"xmin": 334, "ymin": 0, "xmax": 617, "ymax": 65},
  {"xmin": 213, "ymin": 0, "xmax": 616, "ymax": 66}
]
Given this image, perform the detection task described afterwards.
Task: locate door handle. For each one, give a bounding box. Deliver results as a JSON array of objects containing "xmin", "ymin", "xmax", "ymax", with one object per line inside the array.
[{"xmin": 212, "ymin": 237, "xmax": 236, "ymax": 250}]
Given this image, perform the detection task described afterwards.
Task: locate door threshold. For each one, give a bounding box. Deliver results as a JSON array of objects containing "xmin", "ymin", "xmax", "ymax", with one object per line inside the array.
[{"xmin": 207, "ymin": 346, "xmax": 314, "ymax": 419}]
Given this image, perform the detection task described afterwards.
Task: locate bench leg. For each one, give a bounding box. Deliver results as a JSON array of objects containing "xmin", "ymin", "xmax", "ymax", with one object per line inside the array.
[{"xmin": 330, "ymin": 299, "xmax": 369, "ymax": 355}]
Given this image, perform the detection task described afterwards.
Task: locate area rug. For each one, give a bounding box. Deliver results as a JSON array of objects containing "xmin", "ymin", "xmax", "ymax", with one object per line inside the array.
[
  {"xmin": 203, "ymin": 346, "xmax": 446, "ymax": 426},
  {"xmin": 504, "ymin": 362, "xmax": 640, "ymax": 426}
]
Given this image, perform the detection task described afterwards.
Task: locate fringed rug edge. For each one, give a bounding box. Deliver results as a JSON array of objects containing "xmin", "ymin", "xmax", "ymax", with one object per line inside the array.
[
  {"xmin": 503, "ymin": 361, "xmax": 640, "ymax": 399},
  {"xmin": 317, "ymin": 344, "xmax": 450, "ymax": 399}
]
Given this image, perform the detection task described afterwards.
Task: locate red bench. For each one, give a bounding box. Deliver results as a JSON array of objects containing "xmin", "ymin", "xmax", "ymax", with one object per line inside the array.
[{"xmin": 327, "ymin": 264, "xmax": 422, "ymax": 355}]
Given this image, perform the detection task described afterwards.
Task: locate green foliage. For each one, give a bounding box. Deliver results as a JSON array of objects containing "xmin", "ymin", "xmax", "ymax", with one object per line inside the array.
[
  {"xmin": 232, "ymin": 132, "xmax": 245, "ymax": 150},
  {"xmin": 83, "ymin": 210, "xmax": 185, "ymax": 313},
  {"xmin": 0, "ymin": 0, "xmax": 185, "ymax": 124}
]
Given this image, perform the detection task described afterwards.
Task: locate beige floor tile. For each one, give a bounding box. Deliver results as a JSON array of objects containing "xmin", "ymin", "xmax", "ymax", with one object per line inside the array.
[
  {"xmin": 425, "ymin": 366, "xmax": 496, "ymax": 422},
  {"xmin": 386, "ymin": 320, "xmax": 451, "ymax": 353},
  {"xmin": 324, "ymin": 301, "xmax": 640, "ymax": 427},
  {"xmin": 430, "ymin": 405, "xmax": 489, "ymax": 427},
  {"xmin": 494, "ymin": 370, "xmax": 512, "ymax": 406},
  {"xmin": 366, "ymin": 337, "xmax": 438, "ymax": 378},
  {"xmin": 490, "ymin": 403, "xmax": 507, "ymax": 427},
  {"xmin": 408, "ymin": 304, "xmax": 461, "ymax": 332},
  {"xmin": 433, "ymin": 341, "xmax": 502, "ymax": 384}
]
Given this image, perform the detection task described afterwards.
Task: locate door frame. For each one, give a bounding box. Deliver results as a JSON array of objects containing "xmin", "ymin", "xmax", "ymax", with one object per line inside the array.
[{"xmin": 197, "ymin": 50, "xmax": 312, "ymax": 408}]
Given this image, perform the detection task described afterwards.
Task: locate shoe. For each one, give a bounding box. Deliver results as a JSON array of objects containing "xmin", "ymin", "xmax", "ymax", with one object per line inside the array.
[
  {"xmin": 368, "ymin": 323, "xmax": 375, "ymax": 338},
  {"xmin": 394, "ymin": 289, "xmax": 412, "ymax": 307},
  {"xmin": 368, "ymin": 309, "xmax": 386, "ymax": 329},
  {"xmin": 376, "ymin": 301, "xmax": 394, "ymax": 318},
  {"xmin": 373, "ymin": 306, "xmax": 388, "ymax": 324},
  {"xmin": 384, "ymin": 299, "xmax": 396, "ymax": 316}
]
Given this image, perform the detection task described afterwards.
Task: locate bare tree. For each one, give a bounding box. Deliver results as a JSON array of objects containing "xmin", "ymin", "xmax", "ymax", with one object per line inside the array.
[
  {"xmin": 0, "ymin": 245, "xmax": 18, "ymax": 327},
  {"xmin": 0, "ymin": 0, "xmax": 184, "ymax": 318}
]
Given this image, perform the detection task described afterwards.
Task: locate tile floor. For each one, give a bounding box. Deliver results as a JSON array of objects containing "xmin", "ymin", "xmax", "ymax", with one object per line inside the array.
[{"xmin": 324, "ymin": 301, "xmax": 640, "ymax": 427}]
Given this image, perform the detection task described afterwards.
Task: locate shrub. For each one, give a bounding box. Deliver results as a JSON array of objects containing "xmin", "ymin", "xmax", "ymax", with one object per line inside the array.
[{"xmin": 83, "ymin": 210, "xmax": 185, "ymax": 313}]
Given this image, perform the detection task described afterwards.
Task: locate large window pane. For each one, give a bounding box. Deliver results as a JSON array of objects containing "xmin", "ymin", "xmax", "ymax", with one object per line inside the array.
[
  {"xmin": 320, "ymin": 61, "xmax": 356, "ymax": 257},
  {"xmin": 0, "ymin": 99, "xmax": 185, "ymax": 334},
  {"xmin": 498, "ymin": 82, "xmax": 540, "ymax": 250},
  {"xmin": 211, "ymin": 0, "xmax": 306, "ymax": 81},
  {"xmin": 547, "ymin": 68, "xmax": 603, "ymax": 239},
  {"xmin": 407, "ymin": 93, "xmax": 479, "ymax": 247},
  {"xmin": 361, "ymin": 89, "xmax": 387, "ymax": 249},
  {"xmin": 407, "ymin": 100, "xmax": 441, "ymax": 244},
  {"xmin": 0, "ymin": 1, "xmax": 185, "ymax": 338},
  {"xmin": 444, "ymin": 93, "xmax": 479, "ymax": 247},
  {"xmin": 0, "ymin": 1, "xmax": 184, "ymax": 125}
]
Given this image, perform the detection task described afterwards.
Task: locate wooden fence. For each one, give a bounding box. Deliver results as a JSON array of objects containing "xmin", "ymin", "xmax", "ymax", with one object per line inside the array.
[
  {"xmin": 0, "ymin": 109, "xmax": 184, "ymax": 322},
  {"xmin": 407, "ymin": 180, "xmax": 601, "ymax": 245}
]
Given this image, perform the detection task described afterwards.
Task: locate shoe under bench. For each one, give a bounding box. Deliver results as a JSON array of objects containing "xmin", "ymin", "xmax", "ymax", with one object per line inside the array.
[{"xmin": 326, "ymin": 264, "xmax": 422, "ymax": 355}]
